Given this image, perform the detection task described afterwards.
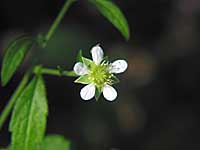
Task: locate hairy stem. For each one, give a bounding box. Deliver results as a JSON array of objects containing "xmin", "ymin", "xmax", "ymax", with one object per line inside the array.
[
  {"xmin": 33, "ymin": 65, "xmax": 77, "ymax": 77},
  {"xmin": 0, "ymin": 72, "xmax": 30, "ymax": 130},
  {"xmin": 41, "ymin": 68, "xmax": 78, "ymax": 77}
]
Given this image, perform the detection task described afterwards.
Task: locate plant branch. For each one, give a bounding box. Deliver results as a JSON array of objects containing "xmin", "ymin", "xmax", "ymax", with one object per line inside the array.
[
  {"xmin": 34, "ymin": 66, "xmax": 78, "ymax": 77},
  {"xmin": 44, "ymin": 0, "xmax": 76, "ymax": 47},
  {"xmin": 0, "ymin": 72, "xmax": 30, "ymax": 130}
]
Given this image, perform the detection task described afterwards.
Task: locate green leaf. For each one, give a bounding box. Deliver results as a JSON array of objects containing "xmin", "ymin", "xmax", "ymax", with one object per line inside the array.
[
  {"xmin": 1, "ymin": 35, "xmax": 34, "ymax": 86},
  {"xmin": 95, "ymin": 86, "xmax": 102, "ymax": 100},
  {"xmin": 89, "ymin": 0, "xmax": 130, "ymax": 40},
  {"xmin": 82, "ymin": 57, "xmax": 93, "ymax": 67},
  {"xmin": 111, "ymin": 75, "xmax": 120, "ymax": 84},
  {"xmin": 74, "ymin": 75, "xmax": 92, "ymax": 84},
  {"xmin": 41, "ymin": 135, "xmax": 71, "ymax": 150},
  {"xmin": 76, "ymin": 49, "xmax": 83, "ymax": 62},
  {"xmin": 9, "ymin": 75, "xmax": 48, "ymax": 150}
]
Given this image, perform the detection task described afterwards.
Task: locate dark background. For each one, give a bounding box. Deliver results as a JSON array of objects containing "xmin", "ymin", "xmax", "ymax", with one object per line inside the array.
[{"xmin": 0, "ymin": 0, "xmax": 200, "ymax": 149}]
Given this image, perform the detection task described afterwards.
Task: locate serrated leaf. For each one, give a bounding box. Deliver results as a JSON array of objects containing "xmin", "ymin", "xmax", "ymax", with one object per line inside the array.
[
  {"xmin": 9, "ymin": 75, "xmax": 48, "ymax": 150},
  {"xmin": 1, "ymin": 35, "xmax": 34, "ymax": 86},
  {"xmin": 74, "ymin": 75, "xmax": 92, "ymax": 84},
  {"xmin": 41, "ymin": 135, "xmax": 71, "ymax": 150},
  {"xmin": 89, "ymin": 0, "xmax": 130, "ymax": 40},
  {"xmin": 76, "ymin": 49, "xmax": 83, "ymax": 62}
]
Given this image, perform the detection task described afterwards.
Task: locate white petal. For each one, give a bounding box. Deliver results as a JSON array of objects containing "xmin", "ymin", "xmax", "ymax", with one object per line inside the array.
[
  {"xmin": 91, "ymin": 45, "xmax": 104, "ymax": 65},
  {"xmin": 73, "ymin": 62, "xmax": 89, "ymax": 76},
  {"xmin": 103, "ymin": 85, "xmax": 117, "ymax": 101},
  {"xmin": 109, "ymin": 60, "xmax": 128, "ymax": 74},
  {"xmin": 80, "ymin": 83, "xmax": 95, "ymax": 100}
]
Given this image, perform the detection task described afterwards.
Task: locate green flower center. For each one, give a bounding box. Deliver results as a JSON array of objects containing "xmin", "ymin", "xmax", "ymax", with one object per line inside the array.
[{"xmin": 89, "ymin": 62, "xmax": 112, "ymax": 88}]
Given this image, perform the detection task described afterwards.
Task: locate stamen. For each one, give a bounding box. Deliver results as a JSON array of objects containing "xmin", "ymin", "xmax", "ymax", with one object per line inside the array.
[{"xmin": 88, "ymin": 62, "xmax": 114, "ymax": 87}]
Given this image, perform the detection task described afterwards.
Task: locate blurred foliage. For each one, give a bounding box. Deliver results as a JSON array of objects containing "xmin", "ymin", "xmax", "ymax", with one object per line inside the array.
[
  {"xmin": 0, "ymin": 0, "xmax": 200, "ymax": 150},
  {"xmin": 41, "ymin": 135, "xmax": 70, "ymax": 150}
]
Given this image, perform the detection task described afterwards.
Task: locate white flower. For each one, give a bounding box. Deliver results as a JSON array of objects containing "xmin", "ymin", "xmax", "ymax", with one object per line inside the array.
[{"xmin": 73, "ymin": 45, "xmax": 128, "ymax": 101}]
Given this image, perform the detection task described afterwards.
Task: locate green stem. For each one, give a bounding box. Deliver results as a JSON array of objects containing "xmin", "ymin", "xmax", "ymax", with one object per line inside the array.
[
  {"xmin": 44, "ymin": 0, "xmax": 76, "ymax": 46},
  {"xmin": 0, "ymin": 72, "xmax": 30, "ymax": 130},
  {"xmin": 35, "ymin": 67, "xmax": 78, "ymax": 77}
]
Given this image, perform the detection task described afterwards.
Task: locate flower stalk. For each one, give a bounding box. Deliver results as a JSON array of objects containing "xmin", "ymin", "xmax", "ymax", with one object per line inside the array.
[{"xmin": 37, "ymin": 67, "xmax": 78, "ymax": 77}]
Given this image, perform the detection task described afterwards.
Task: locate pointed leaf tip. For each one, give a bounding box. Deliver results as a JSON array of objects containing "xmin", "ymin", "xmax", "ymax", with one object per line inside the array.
[
  {"xmin": 89, "ymin": 0, "xmax": 130, "ymax": 40},
  {"xmin": 1, "ymin": 35, "xmax": 34, "ymax": 86},
  {"xmin": 76, "ymin": 49, "xmax": 83, "ymax": 62}
]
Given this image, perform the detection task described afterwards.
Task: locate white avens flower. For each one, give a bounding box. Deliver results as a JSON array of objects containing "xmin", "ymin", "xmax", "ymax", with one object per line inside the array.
[{"xmin": 73, "ymin": 44, "xmax": 128, "ymax": 101}]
